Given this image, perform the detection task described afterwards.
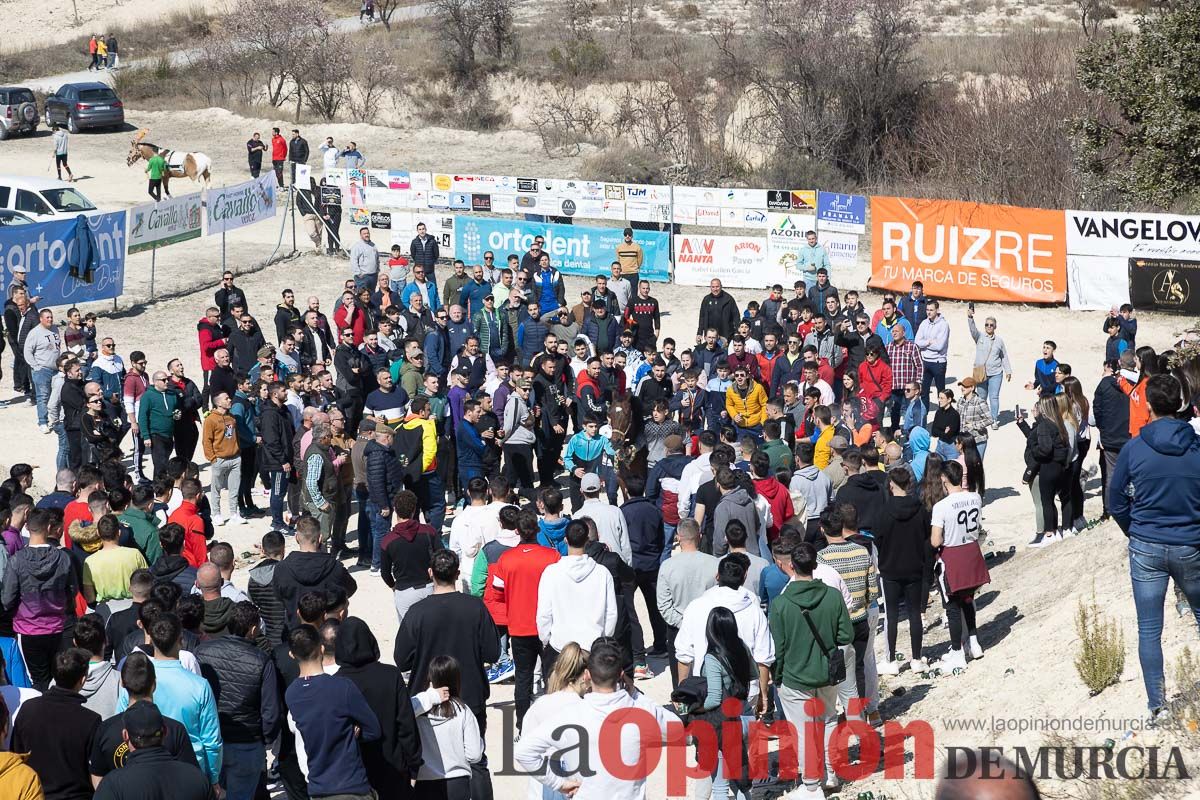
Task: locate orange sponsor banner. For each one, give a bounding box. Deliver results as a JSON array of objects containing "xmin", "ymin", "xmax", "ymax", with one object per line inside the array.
[{"xmin": 870, "ymin": 196, "xmax": 1067, "ymax": 304}]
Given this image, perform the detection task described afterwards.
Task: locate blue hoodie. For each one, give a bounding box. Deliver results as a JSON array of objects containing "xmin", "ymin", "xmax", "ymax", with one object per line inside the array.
[
  {"xmin": 537, "ymin": 517, "xmax": 571, "ymax": 555},
  {"xmin": 1110, "ymin": 417, "xmax": 1200, "ymax": 546}
]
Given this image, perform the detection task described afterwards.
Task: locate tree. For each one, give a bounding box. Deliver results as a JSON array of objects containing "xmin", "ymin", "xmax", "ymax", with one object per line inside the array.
[
  {"xmin": 478, "ymin": 0, "xmax": 516, "ymax": 60},
  {"xmin": 1076, "ymin": 2, "xmax": 1200, "ymax": 210},
  {"xmin": 221, "ymin": 0, "xmax": 331, "ymax": 108},
  {"xmin": 375, "ymin": 0, "xmax": 405, "ymax": 29}
]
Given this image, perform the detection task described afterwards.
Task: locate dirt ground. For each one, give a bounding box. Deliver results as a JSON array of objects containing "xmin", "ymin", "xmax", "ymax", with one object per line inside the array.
[{"xmin": 1, "ymin": 108, "xmax": 1198, "ymax": 798}]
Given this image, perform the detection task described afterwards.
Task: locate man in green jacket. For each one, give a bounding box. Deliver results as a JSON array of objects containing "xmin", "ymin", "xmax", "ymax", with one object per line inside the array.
[
  {"xmin": 137, "ymin": 370, "xmax": 178, "ymax": 479},
  {"xmin": 119, "ymin": 484, "xmax": 163, "ymax": 565},
  {"xmin": 146, "ymin": 151, "xmax": 167, "ymax": 201},
  {"xmin": 768, "ymin": 542, "xmax": 852, "ymax": 796}
]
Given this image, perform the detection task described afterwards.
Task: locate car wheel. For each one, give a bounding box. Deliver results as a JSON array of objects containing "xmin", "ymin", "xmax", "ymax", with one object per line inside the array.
[
  {"xmin": 67, "ymin": 114, "xmax": 80, "ymax": 134},
  {"xmin": 0, "ymin": 124, "xmax": 8, "ymax": 142}
]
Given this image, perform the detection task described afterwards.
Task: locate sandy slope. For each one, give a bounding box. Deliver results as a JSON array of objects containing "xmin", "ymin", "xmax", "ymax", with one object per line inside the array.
[
  {"xmin": 0, "ymin": 105, "xmax": 1198, "ymax": 797},
  {"xmin": 1, "ymin": 0, "xmax": 219, "ymax": 54}
]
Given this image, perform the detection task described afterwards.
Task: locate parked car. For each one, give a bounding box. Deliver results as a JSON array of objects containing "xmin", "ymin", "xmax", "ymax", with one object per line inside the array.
[
  {"xmin": 0, "ymin": 87, "xmax": 39, "ymax": 140},
  {"xmin": 0, "ymin": 175, "xmax": 100, "ymax": 220},
  {"xmin": 0, "ymin": 210, "xmax": 35, "ymax": 226},
  {"xmin": 43, "ymin": 82, "xmax": 124, "ymax": 134}
]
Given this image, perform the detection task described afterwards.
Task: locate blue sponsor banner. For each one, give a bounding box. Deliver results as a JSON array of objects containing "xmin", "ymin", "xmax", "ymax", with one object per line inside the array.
[
  {"xmin": 0, "ymin": 212, "xmax": 126, "ymax": 306},
  {"xmin": 816, "ymin": 191, "xmax": 867, "ymax": 234},
  {"xmin": 454, "ymin": 216, "xmax": 671, "ymax": 281}
]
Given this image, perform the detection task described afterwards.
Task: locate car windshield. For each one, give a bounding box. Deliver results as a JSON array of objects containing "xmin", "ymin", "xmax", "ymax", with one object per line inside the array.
[
  {"xmin": 79, "ymin": 89, "xmax": 117, "ymax": 103},
  {"xmin": 8, "ymin": 90, "xmax": 35, "ymax": 104},
  {"xmin": 42, "ymin": 188, "xmax": 97, "ymax": 212},
  {"xmin": 0, "ymin": 213, "xmax": 32, "ymax": 227}
]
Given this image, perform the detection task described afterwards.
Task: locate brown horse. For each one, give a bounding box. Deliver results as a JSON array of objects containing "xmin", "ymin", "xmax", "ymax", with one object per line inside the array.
[
  {"xmin": 126, "ymin": 130, "xmax": 212, "ymax": 195},
  {"xmin": 608, "ymin": 394, "xmax": 647, "ymax": 500}
]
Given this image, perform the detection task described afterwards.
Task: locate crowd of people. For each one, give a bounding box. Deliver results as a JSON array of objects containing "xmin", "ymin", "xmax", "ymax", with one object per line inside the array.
[{"xmin": 0, "ymin": 226, "xmax": 1193, "ymax": 800}]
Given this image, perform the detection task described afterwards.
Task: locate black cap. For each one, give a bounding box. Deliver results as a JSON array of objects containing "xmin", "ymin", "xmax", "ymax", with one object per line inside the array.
[{"xmin": 123, "ymin": 702, "xmax": 165, "ymax": 739}]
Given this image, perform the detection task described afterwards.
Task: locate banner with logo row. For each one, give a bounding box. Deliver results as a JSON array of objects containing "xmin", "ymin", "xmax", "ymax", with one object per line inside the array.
[
  {"xmin": 0, "ymin": 212, "xmax": 127, "ymax": 305},
  {"xmin": 453, "ymin": 216, "xmax": 671, "ymax": 282},
  {"xmin": 320, "ymin": 168, "xmax": 865, "ymax": 233},
  {"xmin": 674, "ymin": 218, "xmax": 860, "ymax": 289}
]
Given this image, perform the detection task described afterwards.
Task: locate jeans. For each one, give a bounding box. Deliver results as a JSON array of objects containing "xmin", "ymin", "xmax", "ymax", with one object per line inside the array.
[
  {"xmin": 704, "ymin": 713, "xmax": 753, "ymax": 800},
  {"xmin": 32, "ymin": 367, "xmax": 54, "ymax": 426},
  {"xmin": 353, "ymin": 273, "xmax": 377, "ymax": 291},
  {"xmin": 366, "ymin": 500, "xmax": 389, "ymax": 569},
  {"xmin": 54, "ymin": 424, "xmax": 69, "ymax": 471},
  {"xmin": 922, "ymin": 361, "xmax": 947, "ymax": 412},
  {"xmin": 660, "ymin": 522, "xmax": 677, "ymax": 564},
  {"xmin": 1128, "ymin": 538, "xmax": 1200, "ymax": 711},
  {"xmin": 776, "ymin": 684, "xmax": 838, "ymax": 791},
  {"xmin": 977, "ymin": 440, "xmax": 988, "ymax": 460},
  {"xmin": 416, "ymin": 471, "xmax": 446, "ymax": 532},
  {"xmin": 209, "ymin": 456, "xmax": 242, "ymax": 519},
  {"xmin": 222, "ymin": 741, "xmax": 266, "ymax": 800},
  {"xmin": 355, "ymin": 485, "xmax": 371, "ymax": 560},
  {"xmin": 984, "ymin": 372, "xmax": 1003, "ymax": 421},
  {"xmin": 268, "ymin": 470, "xmax": 289, "ymax": 530}
]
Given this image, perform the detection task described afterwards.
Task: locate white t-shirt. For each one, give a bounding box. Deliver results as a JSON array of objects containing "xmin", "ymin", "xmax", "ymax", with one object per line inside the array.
[{"xmin": 931, "ymin": 491, "xmax": 983, "ymax": 547}]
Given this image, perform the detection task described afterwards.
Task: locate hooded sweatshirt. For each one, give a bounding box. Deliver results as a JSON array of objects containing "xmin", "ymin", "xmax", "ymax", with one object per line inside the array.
[
  {"xmin": 202, "ymin": 596, "xmax": 235, "ymax": 635},
  {"xmin": 753, "ymin": 476, "xmax": 794, "ymax": 543},
  {"xmin": 712, "ymin": 487, "xmax": 761, "ymax": 557},
  {"xmin": 411, "ymin": 688, "xmax": 484, "ymax": 782},
  {"xmin": 835, "ymin": 472, "xmax": 887, "ymax": 532},
  {"xmin": 78, "ymin": 659, "xmax": 120, "ymax": 719},
  {"xmin": 272, "ymin": 550, "xmax": 358, "ymax": 625},
  {"xmin": 380, "ymin": 519, "xmax": 441, "ymax": 592},
  {"xmin": 872, "ymin": 493, "xmax": 931, "ymax": 581},
  {"xmin": 1, "ymin": 544, "xmax": 77, "ymax": 635},
  {"xmin": 151, "ymin": 554, "xmax": 198, "ymax": 594},
  {"xmin": 535, "ymin": 554, "xmax": 617, "ymax": 653},
  {"xmin": 0, "ymin": 751, "xmax": 40, "ymax": 800},
  {"xmin": 536, "ymin": 517, "xmax": 571, "ymax": 556},
  {"xmin": 768, "ymin": 578, "xmax": 853, "ymax": 690},
  {"xmin": 674, "ymin": 585, "xmax": 775, "ymax": 696},
  {"xmin": 334, "ymin": 618, "xmax": 423, "ymax": 793},
  {"xmin": 1110, "ymin": 416, "xmax": 1200, "ymax": 546}
]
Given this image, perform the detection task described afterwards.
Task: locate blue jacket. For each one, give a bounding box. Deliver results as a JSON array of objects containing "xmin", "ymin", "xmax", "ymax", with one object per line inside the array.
[
  {"xmin": 537, "ymin": 517, "xmax": 571, "ymax": 555},
  {"xmin": 401, "ymin": 280, "xmax": 441, "ymax": 313},
  {"xmin": 1109, "ymin": 417, "xmax": 1200, "ymax": 546},
  {"xmin": 901, "ymin": 397, "xmax": 926, "ymax": 435},
  {"xmin": 620, "ymin": 495, "xmax": 665, "ymax": 571},
  {"xmin": 563, "ymin": 431, "xmax": 616, "ymax": 473},
  {"xmin": 447, "ymin": 320, "xmax": 474, "ymax": 356},
  {"xmin": 581, "ymin": 316, "xmax": 619, "ymax": 353},
  {"xmin": 455, "ymin": 419, "xmax": 486, "ymax": 471},
  {"xmin": 1033, "ymin": 357, "xmax": 1059, "ymax": 396},
  {"xmin": 230, "ymin": 390, "xmax": 258, "ymax": 447},
  {"xmin": 535, "ymin": 268, "xmax": 567, "ymax": 315},
  {"xmin": 423, "ymin": 325, "xmax": 450, "ymax": 375},
  {"xmin": 896, "ymin": 293, "xmax": 928, "ymax": 337},
  {"xmin": 116, "ymin": 658, "xmax": 223, "ymax": 784},
  {"xmin": 458, "ymin": 279, "xmax": 493, "ymax": 319}
]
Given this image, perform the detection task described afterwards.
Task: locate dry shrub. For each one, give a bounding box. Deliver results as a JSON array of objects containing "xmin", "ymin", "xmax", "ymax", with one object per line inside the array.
[
  {"xmin": 408, "ymin": 81, "xmax": 509, "ymax": 131},
  {"xmin": 582, "ymin": 141, "xmax": 667, "ymax": 184},
  {"xmin": 1074, "ymin": 592, "xmax": 1125, "ymax": 696},
  {"xmin": 531, "ymin": 86, "xmax": 607, "ymax": 156}
]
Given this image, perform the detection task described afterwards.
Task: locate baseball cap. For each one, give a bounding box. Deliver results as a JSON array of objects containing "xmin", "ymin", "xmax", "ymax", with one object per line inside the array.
[
  {"xmin": 123, "ymin": 701, "xmax": 165, "ymax": 739},
  {"xmin": 359, "ymin": 418, "xmax": 376, "ymax": 432},
  {"xmin": 257, "ymin": 345, "xmax": 275, "ymax": 359},
  {"xmin": 830, "ymin": 435, "xmax": 849, "ymax": 451},
  {"xmin": 958, "ymin": 376, "xmax": 977, "ymax": 389},
  {"xmin": 581, "ymin": 473, "xmax": 602, "ymax": 493}
]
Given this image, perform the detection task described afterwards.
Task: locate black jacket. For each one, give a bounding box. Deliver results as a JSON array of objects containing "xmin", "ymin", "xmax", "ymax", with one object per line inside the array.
[
  {"xmin": 11, "ymin": 687, "xmax": 101, "ymax": 800},
  {"xmin": 248, "ymin": 559, "xmax": 287, "ymax": 646},
  {"xmin": 409, "ymin": 235, "xmax": 440, "ymax": 269},
  {"xmin": 272, "ymin": 550, "xmax": 358, "ymax": 626},
  {"xmin": 1093, "ymin": 374, "xmax": 1130, "ymax": 452},
  {"xmin": 834, "ymin": 472, "xmax": 888, "ymax": 533},
  {"xmin": 393, "ymin": 592, "xmax": 499, "ymax": 720},
  {"xmin": 208, "ymin": 366, "xmax": 238, "ymax": 404},
  {"xmin": 1018, "ymin": 416, "xmax": 1069, "ymax": 467},
  {"xmin": 366, "ymin": 439, "xmax": 405, "ymax": 507},
  {"xmin": 226, "ymin": 325, "xmax": 266, "ymax": 375},
  {"xmin": 274, "ymin": 303, "xmax": 302, "ymax": 344},
  {"xmin": 334, "ymin": 343, "xmax": 368, "ymax": 398},
  {"xmin": 150, "ymin": 554, "xmax": 198, "ymax": 594},
  {"xmin": 215, "ymin": 285, "xmax": 249, "ymax": 318},
  {"xmin": 92, "ymin": 745, "xmax": 214, "ymax": 800},
  {"xmin": 299, "ymin": 326, "xmax": 332, "ymax": 368},
  {"xmin": 62, "ymin": 377, "xmax": 87, "ymax": 432},
  {"xmin": 872, "ymin": 494, "xmax": 931, "ymax": 581},
  {"xmin": 287, "ymin": 136, "xmax": 310, "ymax": 164},
  {"xmin": 195, "ymin": 633, "xmax": 281, "ymax": 744},
  {"xmin": 584, "ymin": 540, "xmax": 636, "ymax": 643},
  {"xmin": 696, "ymin": 290, "xmax": 740, "ymax": 340},
  {"xmin": 620, "ymin": 495, "xmax": 664, "ymax": 571},
  {"xmin": 335, "ymin": 618, "xmax": 423, "ymax": 795},
  {"xmin": 258, "ymin": 402, "xmax": 295, "ymax": 471}
]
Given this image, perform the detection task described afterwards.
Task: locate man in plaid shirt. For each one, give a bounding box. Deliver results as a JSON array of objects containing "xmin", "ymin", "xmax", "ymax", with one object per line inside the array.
[
  {"xmin": 886, "ymin": 323, "xmax": 924, "ymax": 432},
  {"xmin": 956, "ymin": 376, "xmax": 995, "ymax": 458}
]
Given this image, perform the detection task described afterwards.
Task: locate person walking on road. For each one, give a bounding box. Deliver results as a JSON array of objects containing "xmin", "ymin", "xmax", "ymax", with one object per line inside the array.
[{"xmin": 52, "ymin": 125, "xmax": 74, "ymax": 182}]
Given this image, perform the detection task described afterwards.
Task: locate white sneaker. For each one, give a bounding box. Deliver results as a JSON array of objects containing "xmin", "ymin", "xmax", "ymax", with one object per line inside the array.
[
  {"xmin": 876, "ymin": 659, "xmax": 902, "ymax": 676},
  {"xmin": 213, "ymin": 515, "xmax": 226, "ymax": 527},
  {"xmin": 38, "ymin": 424, "xmax": 50, "ymax": 434},
  {"xmin": 968, "ymin": 636, "xmax": 984, "ymax": 660},
  {"xmin": 932, "ymin": 648, "xmax": 968, "ymax": 672},
  {"xmin": 229, "ymin": 515, "xmax": 248, "ymax": 526},
  {"xmin": 786, "ymin": 784, "xmax": 824, "ymax": 799},
  {"xmin": 822, "ymin": 773, "xmax": 842, "ymax": 792},
  {"xmin": 910, "ymin": 657, "xmax": 928, "ymax": 673}
]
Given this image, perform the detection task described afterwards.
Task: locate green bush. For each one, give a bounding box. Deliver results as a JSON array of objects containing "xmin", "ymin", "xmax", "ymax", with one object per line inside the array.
[{"xmin": 1074, "ymin": 593, "xmax": 1125, "ymax": 696}]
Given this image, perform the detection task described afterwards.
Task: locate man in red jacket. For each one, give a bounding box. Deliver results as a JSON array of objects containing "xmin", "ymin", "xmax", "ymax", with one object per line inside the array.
[
  {"xmin": 166, "ymin": 478, "xmax": 208, "ymax": 567},
  {"xmin": 490, "ymin": 508, "xmax": 559, "ymax": 729},
  {"xmin": 270, "ymin": 127, "xmax": 288, "ymax": 187},
  {"xmin": 196, "ymin": 306, "xmax": 227, "ymax": 407},
  {"xmin": 751, "ymin": 451, "xmax": 793, "ymax": 548}
]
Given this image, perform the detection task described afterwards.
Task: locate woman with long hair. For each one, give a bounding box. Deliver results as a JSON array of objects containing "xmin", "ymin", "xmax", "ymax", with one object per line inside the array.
[
  {"xmin": 521, "ymin": 643, "xmax": 589, "ymax": 800},
  {"xmin": 1060, "ymin": 375, "xmax": 1092, "ymax": 531},
  {"xmin": 929, "ymin": 389, "xmax": 961, "ymax": 460},
  {"xmin": 1018, "ymin": 396, "xmax": 1072, "ymax": 548},
  {"xmin": 840, "ymin": 372, "xmax": 865, "ymax": 431},
  {"xmin": 411, "ymin": 655, "xmax": 484, "ymax": 800},
  {"xmin": 1136, "ymin": 345, "xmax": 1162, "ymax": 378},
  {"xmin": 954, "ymin": 434, "xmax": 986, "ymax": 497},
  {"xmin": 919, "ymin": 452, "xmax": 947, "ymax": 512},
  {"xmin": 699, "ymin": 606, "xmax": 755, "ymax": 800},
  {"xmin": 80, "ymin": 393, "xmax": 122, "ymax": 464}
]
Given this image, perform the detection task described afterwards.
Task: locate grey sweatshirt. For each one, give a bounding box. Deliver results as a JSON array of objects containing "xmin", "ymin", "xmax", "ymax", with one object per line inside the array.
[
  {"xmin": 968, "ymin": 318, "xmax": 1012, "ymax": 377},
  {"xmin": 502, "ymin": 393, "xmax": 536, "ymax": 446},
  {"xmin": 712, "ymin": 487, "xmax": 761, "ymax": 557},
  {"xmin": 23, "ymin": 324, "xmax": 61, "ymax": 371},
  {"xmin": 348, "ymin": 239, "xmax": 379, "ymax": 277},
  {"xmin": 655, "ymin": 550, "xmax": 718, "ymax": 627}
]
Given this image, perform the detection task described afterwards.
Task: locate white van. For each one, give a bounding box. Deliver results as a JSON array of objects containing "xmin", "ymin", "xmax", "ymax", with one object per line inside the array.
[{"xmin": 0, "ymin": 175, "xmax": 100, "ymax": 220}]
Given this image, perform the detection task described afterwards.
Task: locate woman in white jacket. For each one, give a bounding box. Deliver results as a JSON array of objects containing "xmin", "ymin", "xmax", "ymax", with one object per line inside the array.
[
  {"xmin": 520, "ymin": 643, "xmax": 589, "ymax": 800},
  {"xmin": 411, "ymin": 655, "xmax": 484, "ymax": 800}
]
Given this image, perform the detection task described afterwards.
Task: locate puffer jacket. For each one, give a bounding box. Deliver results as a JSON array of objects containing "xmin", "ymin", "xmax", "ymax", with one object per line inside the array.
[
  {"xmin": 258, "ymin": 402, "xmax": 295, "ymax": 471},
  {"xmin": 194, "ymin": 633, "xmax": 281, "ymax": 743},
  {"xmin": 725, "ymin": 382, "xmax": 767, "ymax": 427},
  {"xmin": 248, "ymin": 559, "xmax": 287, "ymax": 646},
  {"xmin": 365, "ymin": 439, "xmax": 405, "ymax": 509}
]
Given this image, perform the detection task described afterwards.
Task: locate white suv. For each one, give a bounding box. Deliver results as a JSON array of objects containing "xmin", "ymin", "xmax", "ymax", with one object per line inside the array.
[{"xmin": 0, "ymin": 175, "xmax": 100, "ymax": 220}]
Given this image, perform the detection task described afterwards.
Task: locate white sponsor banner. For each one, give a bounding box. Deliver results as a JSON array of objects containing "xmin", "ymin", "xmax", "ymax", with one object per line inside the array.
[
  {"xmin": 364, "ymin": 186, "xmax": 409, "ymax": 208},
  {"xmin": 206, "ymin": 175, "xmax": 278, "ymax": 235},
  {"xmin": 1066, "ymin": 209, "xmax": 1200, "ymax": 308},
  {"xmin": 674, "ymin": 234, "xmax": 775, "ymax": 288},
  {"xmin": 673, "ymin": 205, "xmax": 697, "ymax": 225},
  {"xmin": 600, "ymin": 199, "xmax": 627, "ymax": 221},
  {"xmin": 695, "ymin": 206, "xmax": 722, "ymax": 227},
  {"xmin": 766, "ymin": 212, "xmax": 816, "ymax": 284},
  {"xmin": 824, "ymin": 231, "xmax": 860, "ymax": 271},
  {"xmin": 721, "ymin": 207, "xmax": 769, "ymax": 230},
  {"xmin": 127, "ymin": 192, "xmax": 203, "ymax": 253},
  {"xmin": 410, "ymin": 172, "xmax": 433, "ymax": 191},
  {"xmin": 625, "ymin": 184, "xmax": 671, "ymax": 204},
  {"xmin": 720, "ymin": 188, "xmax": 767, "ymax": 209},
  {"xmin": 674, "ymin": 186, "xmax": 724, "ymax": 206},
  {"xmin": 1068, "ymin": 255, "xmax": 1130, "ymax": 310}
]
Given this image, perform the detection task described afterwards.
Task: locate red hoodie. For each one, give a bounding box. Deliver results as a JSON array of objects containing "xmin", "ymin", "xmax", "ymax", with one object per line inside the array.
[
  {"xmin": 491, "ymin": 542, "xmax": 559, "ymax": 637},
  {"xmin": 168, "ymin": 500, "xmax": 208, "ymax": 567},
  {"xmin": 271, "ymin": 133, "xmax": 287, "ymax": 161},
  {"xmin": 197, "ymin": 318, "xmax": 227, "ymax": 372},
  {"xmin": 753, "ymin": 476, "xmax": 795, "ymax": 542}
]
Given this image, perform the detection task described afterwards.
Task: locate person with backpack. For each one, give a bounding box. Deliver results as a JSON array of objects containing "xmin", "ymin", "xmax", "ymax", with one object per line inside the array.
[{"xmin": 768, "ymin": 542, "xmax": 853, "ymax": 798}]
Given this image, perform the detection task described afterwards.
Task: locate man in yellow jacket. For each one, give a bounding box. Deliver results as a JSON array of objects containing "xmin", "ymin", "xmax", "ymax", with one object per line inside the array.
[
  {"xmin": 725, "ymin": 366, "xmax": 767, "ymax": 442},
  {"xmin": 400, "ymin": 396, "xmax": 445, "ymax": 530}
]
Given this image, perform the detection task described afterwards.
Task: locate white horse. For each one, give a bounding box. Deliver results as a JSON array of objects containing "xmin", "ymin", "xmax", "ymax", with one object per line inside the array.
[{"xmin": 126, "ymin": 129, "xmax": 212, "ymax": 193}]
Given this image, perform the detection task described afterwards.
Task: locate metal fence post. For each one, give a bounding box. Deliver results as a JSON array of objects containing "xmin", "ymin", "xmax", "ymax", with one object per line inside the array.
[{"xmin": 150, "ymin": 245, "xmax": 156, "ymax": 301}]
